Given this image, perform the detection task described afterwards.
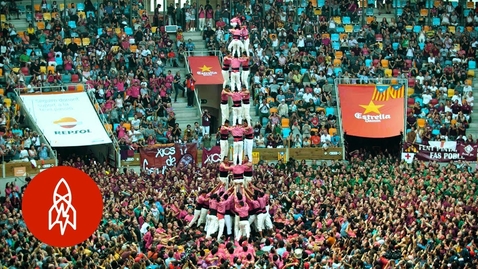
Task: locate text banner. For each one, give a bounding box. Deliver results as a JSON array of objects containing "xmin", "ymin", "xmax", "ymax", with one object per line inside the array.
[
  {"xmin": 338, "ymin": 84, "xmax": 405, "ymax": 138},
  {"xmin": 140, "ymin": 143, "xmax": 198, "ymax": 173},
  {"xmin": 202, "ymin": 146, "xmax": 221, "ymax": 166},
  {"xmin": 20, "ymin": 92, "xmax": 112, "ymax": 147},
  {"xmin": 403, "ymin": 141, "xmax": 478, "ymax": 162}
]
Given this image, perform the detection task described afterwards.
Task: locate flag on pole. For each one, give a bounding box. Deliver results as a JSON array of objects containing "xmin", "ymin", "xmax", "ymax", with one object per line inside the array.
[{"xmin": 401, "ymin": 152, "xmax": 415, "ymax": 164}]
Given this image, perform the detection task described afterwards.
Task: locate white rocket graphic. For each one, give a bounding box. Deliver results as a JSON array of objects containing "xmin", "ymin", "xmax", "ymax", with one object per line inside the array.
[{"xmin": 48, "ymin": 178, "xmax": 77, "ymax": 235}]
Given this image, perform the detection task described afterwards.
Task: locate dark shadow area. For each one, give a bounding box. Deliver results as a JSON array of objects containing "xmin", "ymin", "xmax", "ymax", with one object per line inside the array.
[{"xmin": 344, "ymin": 133, "xmax": 403, "ymax": 160}]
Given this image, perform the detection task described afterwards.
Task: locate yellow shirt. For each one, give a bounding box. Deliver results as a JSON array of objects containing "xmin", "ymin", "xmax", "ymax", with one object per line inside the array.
[{"xmin": 27, "ymin": 27, "xmax": 35, "ymax": 35}]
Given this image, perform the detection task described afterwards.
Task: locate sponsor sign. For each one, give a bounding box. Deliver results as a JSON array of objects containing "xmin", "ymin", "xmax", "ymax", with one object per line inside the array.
[
  {"xmin": 187, "ymin": 56, "xmax": 225, "ymax": 85},
  {"xmin": 21, "ymin": 92, "xmax": 112, "ymax": 147},
  {"xmin": 338, "ymin": 84, "xmax": 405, "ymax": 138}
]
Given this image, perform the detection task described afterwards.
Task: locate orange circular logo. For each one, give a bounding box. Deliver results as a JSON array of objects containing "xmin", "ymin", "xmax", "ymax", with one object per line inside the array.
[{"xmin": 22, "ymin": 166, "xmax": 103, "ymax": 247}]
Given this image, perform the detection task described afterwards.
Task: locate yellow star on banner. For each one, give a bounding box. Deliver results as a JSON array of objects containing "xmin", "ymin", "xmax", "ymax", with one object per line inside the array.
[
  {"xmin": 359, "ymin": 101, "xmax": 384, "ymax": 114},
  {"xmin": 199, "ymin": 65, "xmax": 212, "ymax": 72}
]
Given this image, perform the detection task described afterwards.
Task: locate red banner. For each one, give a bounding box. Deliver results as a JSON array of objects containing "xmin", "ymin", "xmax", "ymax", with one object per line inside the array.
[
  {"xmin": 338, "ymin": 84, "xmax": 405, "ymax": 138},
  {"xmin": 140, "ymin": 143, "xmax": 197, "ymax": 173},
  {"xmin": 187, "ymin": 56, "xmax": 224, "ymax": 85},
  {"xmin": 202, "ymin": 146, "xmax": 221, "ymax": 166},
  {"xmin": 403, "ymin": 141, "xmax": 478, "ymax": 162}
]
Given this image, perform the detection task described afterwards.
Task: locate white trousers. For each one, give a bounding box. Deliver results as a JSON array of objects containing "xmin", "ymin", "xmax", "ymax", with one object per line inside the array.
[
  {"xmin": 222, "ymin": 70, "xmax": 230, "ymax": 87},
  {"xmin": 232, "ymin": 106, "xmax": 243, "ymax": 126},
  {"xmin": 243, "ymin": 38, "xmax": 250, "ymax": 56},
  {"xmin": 233, "ymin": 141, "xmax": 243, "ymax": 165},
  {"xmin": 198, "ymin": 18, "xmax": 206, "ymax": 30},
  {"xmin": 256, "ymin": 212, "xmax": 267, "ymax": 231},
  {"xmin": 219, "ymin": 176, "xmax": 228, "ymax": 184},
  {"xmin": 188, "ymin": 209, "xmax": 201, "ymax": 227},
  {"xmin": 234, "ymin": 215, "xmax": 240, "ymax": 239},
  {"xmin": 206, "ymin": 215, "xmax": 219, "ymax": 238},
  {"xmin": 230, "ymin": 71, "xmax": 241, "ymax": 92},
  {"xmin": 228, "ymin": 39, "xmax": 244, "ymax": 57},
  {"xmin": 220, "ymin": 104, "xmax": 229, "ymax": 124},
  {"xmin": 225, "ymin": 214, "xmax": 233, "ymax": 235},
  {"xmin": 244, "ymin": 176, "xmax": 253, "ymax": 187},
  {"xmin": 248, "ymin": 214, "xmax": 257, "ymax": 228},
  {"xmin": 244, "ymin": 138, "xmax": 253, "ymax": 160},
  {"xmin": 217, "ymin": 218, "xmax": 225, "ymax": 240},
  {"xmin": 233, "ymin": 178, "xmax": 244, "ymax": 185},
  {"xmin": 203, "ymin": 126, "xmax": 210, "ymax": 135},
  {"xmin": 241, "ymin": 70, "xmax": 250, "ymax": 90},
  {"xmin": 265, "ymin": 213, "xmax": 273, "ymax": 230},
  {"xmin": 242, "ymin": 103, "xmax": 251, "ymax": 125},
  {"xmin": 238, "ymin": 220, "xmax": 250, "ymax": 240},
  {"xmin": 220, "ymin": 140, "xmax": 229, "ymax": 160},
  {"xmin": 198, "ymin": 208, "xmax": 208, "ymax": 226},
  {"xmin": 204, "ymin": 214, "xmax": 211, "ymax": 231}
]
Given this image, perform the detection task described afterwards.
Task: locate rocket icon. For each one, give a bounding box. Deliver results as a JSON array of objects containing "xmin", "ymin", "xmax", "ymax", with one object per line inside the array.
[{"xmin": 48, "ymin": 178, "xmax": 77, "ymax": 235}]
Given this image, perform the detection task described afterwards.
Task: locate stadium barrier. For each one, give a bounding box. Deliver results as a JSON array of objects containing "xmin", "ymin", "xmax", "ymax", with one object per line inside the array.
[
  {"xmin": 121, "ymin": 147, "xmax": 344, "ymax": 167},
  {"xmin": 0, "ymin": 158, "xmax": 56, "ymax": 178}
]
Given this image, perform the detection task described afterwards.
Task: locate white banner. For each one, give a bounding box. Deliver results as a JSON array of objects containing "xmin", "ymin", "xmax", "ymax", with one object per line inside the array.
[{"xmin": 21, "ymin": 92, "xmax": 112, "ymax": 147}]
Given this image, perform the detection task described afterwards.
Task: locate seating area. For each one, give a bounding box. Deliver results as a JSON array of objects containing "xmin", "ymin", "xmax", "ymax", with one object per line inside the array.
[
  {"xmin": 0, "ymin": 91, "xmax": 50, "ymax": 162},
  {"xmin": 201, "ymin": 0, "xmax": 477, "ymax": 145},
  {"xmin": 0, "ymin": 0, "xmax": 197, "ymax": 157}
]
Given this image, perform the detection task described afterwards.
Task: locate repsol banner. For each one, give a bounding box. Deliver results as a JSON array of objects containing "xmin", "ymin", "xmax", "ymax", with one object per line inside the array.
[
  {"xmin": 140, "ymin": 143, "xmax": 197, "ymax": 174},
  {"xmin": 403, "ymin": 141, "xmax": 478, "ymax": 162}
]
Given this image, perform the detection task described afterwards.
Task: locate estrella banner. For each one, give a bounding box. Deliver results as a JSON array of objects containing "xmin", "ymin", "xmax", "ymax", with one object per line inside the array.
[
  {"xmin": 403, "ymin": 141, "xmax": 478, "ymax": 162},
  {"xmin": 187, "ymin": 56, "xmax": 224, "ymax": 85},
  {"xmin": 338, "ymin": 84, "xmax": 405, "ymax": 138}
]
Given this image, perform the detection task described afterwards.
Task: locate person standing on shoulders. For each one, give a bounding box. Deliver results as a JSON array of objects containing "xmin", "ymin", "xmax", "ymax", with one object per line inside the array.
[{"xmin": 219, "ymin": 120, "xmax": 231, "ymax": 160}]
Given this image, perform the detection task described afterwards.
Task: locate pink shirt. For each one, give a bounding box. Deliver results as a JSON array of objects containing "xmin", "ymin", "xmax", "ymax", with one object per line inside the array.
[
  {"xmin": 209, "ymin": 197, "xmax": 218, "ymax": 210},
  {"xmin": 225, "ymin": 197, "xmax": 233, "ymax": 211},
  {"xmin": 232, "ymin": 92, "xmax": 242, "ymax": 102},
  {"xmin": 231, "ymin": 58, "xmax": 241, "ymax": 69},
  {"xmin": 232, "ymin": 165, "xmax": 245, "ymax": 175},
  {"xmin": 240, "ymin": 58, "xmax": 249, "ymax": 68},
  {"xmin": 231, "ymin": 17, "xmax": 241, "ymax": 25},
  {"xmin": 235, "ymin": 202, "xmax": 249, "ymax": 217},
  {"xmin": 230, "ymin": 126, "xmax": 244, "ymax": 138},
  {"xmin": 199, "ymin": 9, "xmax": 205, "ymax": 18},
  {"xmin": 241, "ymin": 28, "xmax": 249, "ymax": 38},
  {"xmin": 198, "ymin": 195, "xmax": 207, "ymax": 205},
  {"xmin": 217, "ymin": 195, "xmax": 233, "ymax": 214},
  {"xmin": 206, "ymin": 9, "xmax": 213, "ymax": 19},
  {"xmin": 221, "ymin": 92, "xmax": 229, "ymax": 102},
  {"xmin": 230, "ymin": 29, "xmax": 242, "ymax": 39},
  {"xmin": 128, "ymin": 86, "xmax": 140, "ymax": 98},
  {"xmin": 248, "ymin": 199, "xmax": 260, "ymax": 211},
  {"xmin": 115, "ymin": 81, "xmax": 125, "ymax": 92},
  {"xmin": 258, "ymin": 194, "xmax": 269, "ymax": 208}
]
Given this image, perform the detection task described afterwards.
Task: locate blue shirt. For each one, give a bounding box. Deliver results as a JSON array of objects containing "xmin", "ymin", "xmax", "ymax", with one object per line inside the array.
[
  {"xmin": 39, "ymin": 147, "xmax": 49, "ymax": 159},
  {"xmin": 185, "ymin": 42, "xmax": 195, "ymax": 51}
]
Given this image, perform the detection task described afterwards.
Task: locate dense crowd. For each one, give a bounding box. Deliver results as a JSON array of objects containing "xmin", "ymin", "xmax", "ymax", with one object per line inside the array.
[
  {"xmin": 2, "ymin": 0, "xmax": 476, "ymax": 156},
  {"xmin": 2, "ymin": 153, "xmax": 478, "ymax": 268},
  {"xmin": 201, "ymin": 0, "xmax": 478, "ymax": 147}
]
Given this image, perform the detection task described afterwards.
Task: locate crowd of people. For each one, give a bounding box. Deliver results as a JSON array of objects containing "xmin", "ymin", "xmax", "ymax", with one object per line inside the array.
[
  {"xmin": 2, "ymin": 152, "xmax": 478, "ymax": 268},
  {"xmin": 200, "ymin": 0, "xmax": 478, "ymax": 147},
  {"xmin": 2, "ymin": 1, "xmax": 478, "ymax": 267}
]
